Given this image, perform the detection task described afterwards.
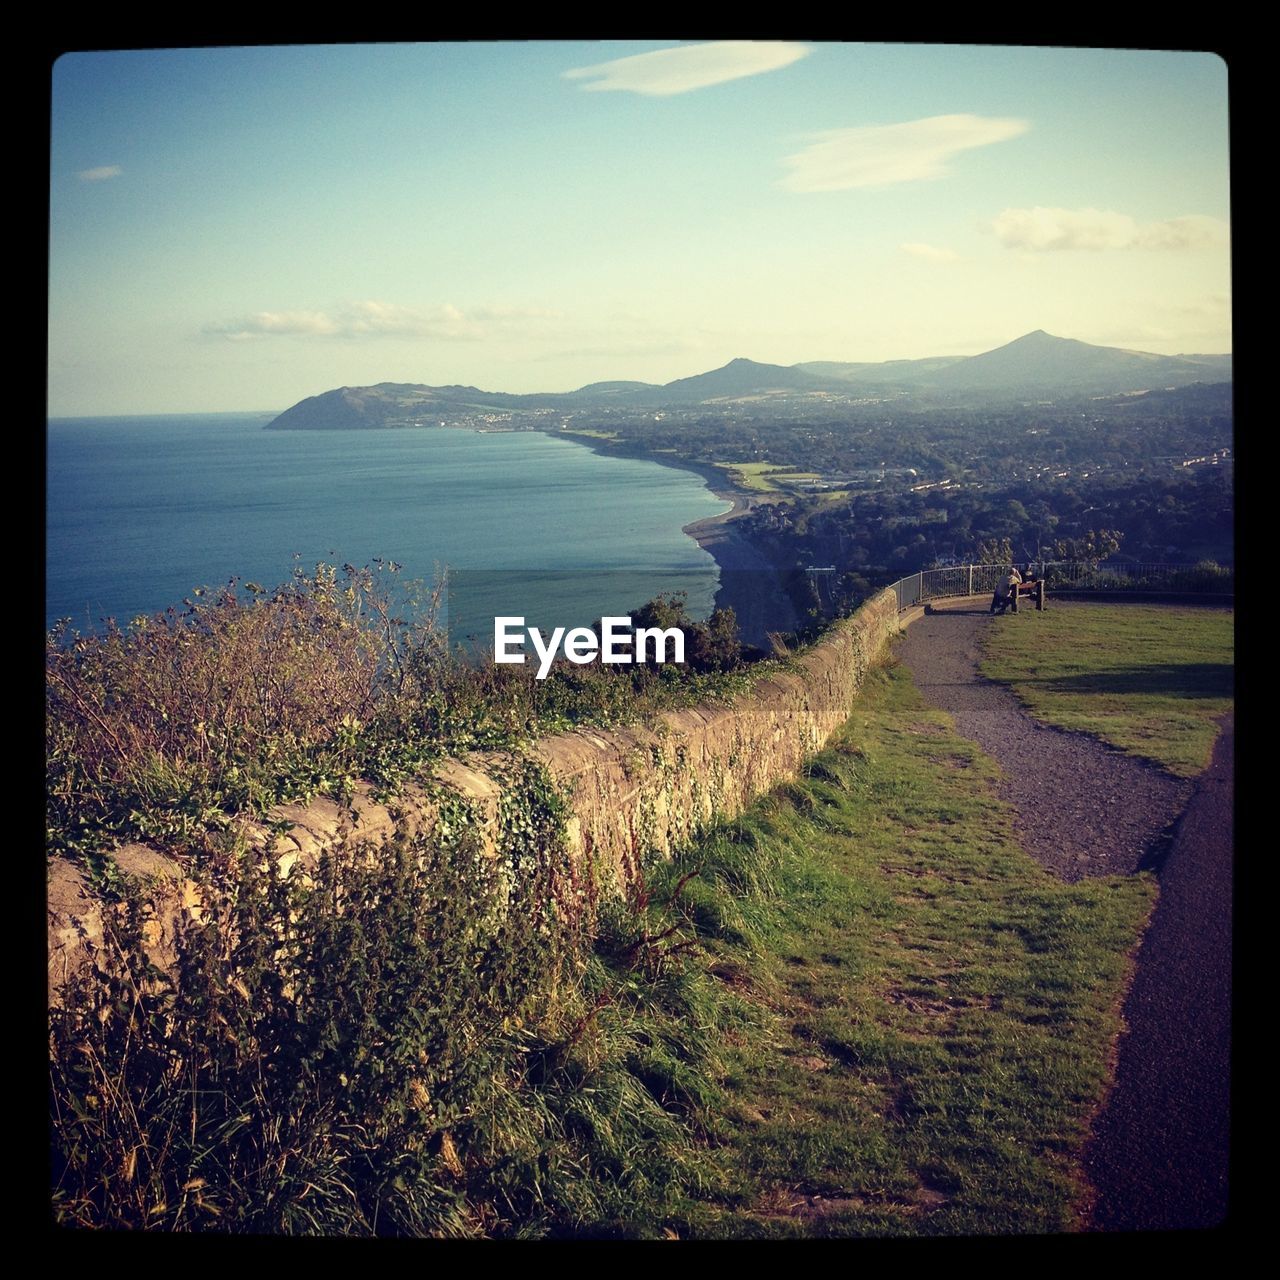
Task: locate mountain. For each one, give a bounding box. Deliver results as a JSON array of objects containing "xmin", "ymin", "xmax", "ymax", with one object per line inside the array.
[
  {"xmin": 924, "ymin": 330, "xmax": 1233, "ymax": 395},
  {"xmin": 639, "ymin": 357, "xmax": 854, "ymax": 402},
  {"xmin": 265, "ymin": 380, "xmax": 588, "ymax": 429},
  {"xmin": 573, "ymin": 380, "xmax": 659, "ymax": 396},
  {"xmin": 268, "ymin": 385, "xmax": 427, "ymax": 430},
  {"xmin": 264, "ymin": 332, "xmax": 1232, "ymax": 428},
  {"xmin": 794, "ymin": 356, "xmax": 967, "ymax": 386}
]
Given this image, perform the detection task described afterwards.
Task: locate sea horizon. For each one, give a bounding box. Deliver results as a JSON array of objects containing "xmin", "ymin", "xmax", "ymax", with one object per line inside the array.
[{"xmin": 46, "ymin": 413, "xmax": 728, "ymax": 639}]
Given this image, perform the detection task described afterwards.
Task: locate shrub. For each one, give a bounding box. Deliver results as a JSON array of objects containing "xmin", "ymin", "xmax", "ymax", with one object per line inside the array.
[
  {"xmin": 47, "ymin": 567, "xmax": 771, "ymax": 871},
  {"xmin": 49, "ymin": 759, "xmax": 723, "ymax": 1236}
]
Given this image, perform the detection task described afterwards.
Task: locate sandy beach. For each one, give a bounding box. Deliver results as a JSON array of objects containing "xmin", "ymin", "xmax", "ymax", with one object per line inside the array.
[{"xmin": 557, "ymin": 433, "xmax": 797, "ymax": 647}]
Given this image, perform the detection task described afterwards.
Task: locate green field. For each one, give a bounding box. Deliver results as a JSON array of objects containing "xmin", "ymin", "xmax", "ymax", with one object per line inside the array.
[
  {"xmin": 979, "ymin": 603, "xmax": 1234, "ymax": 777},
  {"xmin": 562, "ymin": 427, "xmax": 620, "ymax": 441},
  {"xmin": 717, "ymin": 461, "xmax": 820, "ymax": 493}
]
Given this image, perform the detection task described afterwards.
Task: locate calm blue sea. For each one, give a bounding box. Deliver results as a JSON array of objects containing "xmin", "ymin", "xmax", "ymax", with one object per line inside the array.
[{"xmin": 45, "ymin": 414, "xmax": 728, "ymax": 642}]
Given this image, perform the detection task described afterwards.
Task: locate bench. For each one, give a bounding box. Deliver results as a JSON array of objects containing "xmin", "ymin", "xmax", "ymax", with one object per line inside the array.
[{"xmin": 1010, "ymin": 579, "xmax": 1046, "ymax": 612}]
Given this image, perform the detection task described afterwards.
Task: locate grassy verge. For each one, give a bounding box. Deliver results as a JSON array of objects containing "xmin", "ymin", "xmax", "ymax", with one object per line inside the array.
[
  {"xmin": 645, "ymin": 658, "xmax": 1154, "ymax": 1236},
  {"xmin": 978, "ymin": 602, "xmax": 1234, "ymax": 777}
]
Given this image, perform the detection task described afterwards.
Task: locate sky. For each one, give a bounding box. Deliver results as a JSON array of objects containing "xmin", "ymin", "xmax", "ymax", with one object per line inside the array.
[{"xmin": 48, "ymin": 41, "xmax": 1231, "ymax": 416}]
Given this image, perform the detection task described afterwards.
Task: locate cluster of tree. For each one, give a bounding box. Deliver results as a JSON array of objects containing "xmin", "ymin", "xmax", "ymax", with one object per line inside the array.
[
  {"xmin": 741, "ymin": 468, "xmax": 1230, "ymax": 574},
  {"xmin": 572, "ymin": 384, "xmax": 1231, "ymax": 487},
  {"xmin": 625, "ymin": 594, "xmax": 746, "ymax": 673},
  {"xmin": 561, "ymin": 384, "xmax": 1232, "ymax": 633}
]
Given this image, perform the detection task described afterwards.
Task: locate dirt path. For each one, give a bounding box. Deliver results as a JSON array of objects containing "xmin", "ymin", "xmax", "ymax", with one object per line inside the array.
[
  {"xmin": 896, "ymin": 600, "xmax": 1191, "ymax": 881},
  {"xmin": 895, "ymin": 598, "xmax": 1231, "ymax": 1231}
]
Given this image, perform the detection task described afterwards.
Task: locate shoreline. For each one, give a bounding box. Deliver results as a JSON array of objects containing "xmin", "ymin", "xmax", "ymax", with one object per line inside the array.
[{"xmin": 555, "ymin": 431, "xmax": 797, "ymax": 646}]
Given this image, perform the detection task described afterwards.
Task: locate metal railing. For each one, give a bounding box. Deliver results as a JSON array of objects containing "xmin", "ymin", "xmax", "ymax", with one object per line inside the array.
[{"xmin": 887, "ymin": 561, "xmax": 1234, "ymax": 611}]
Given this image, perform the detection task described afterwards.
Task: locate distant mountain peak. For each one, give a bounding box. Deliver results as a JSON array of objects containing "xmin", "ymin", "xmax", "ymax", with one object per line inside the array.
[
  {"xmin": 929, "ymin": 329, "xmax": 1230, "ymax": 394},
  {"xmin": 1005, "ymin": 329, "xmax": 1065, "ymax": 346},
  {"xmin": 265, "ymin": 330, "xmax": 1231, "ymax": 429}
]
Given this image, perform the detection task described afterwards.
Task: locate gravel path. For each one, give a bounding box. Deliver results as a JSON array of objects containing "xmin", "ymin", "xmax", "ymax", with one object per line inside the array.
[
  {"xmin": 895, "ymin": 597, "xmax": 1232, "ymax": 1232},
  {"xmin": 895, "ymin": 599, "xmax": 1191, "ymax": 882}
]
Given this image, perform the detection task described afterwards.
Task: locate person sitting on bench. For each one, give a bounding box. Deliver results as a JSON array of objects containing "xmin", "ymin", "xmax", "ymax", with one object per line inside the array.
[{"xmin": 991, "ymin": 566, "xmax": 1022, "ymax": 614}]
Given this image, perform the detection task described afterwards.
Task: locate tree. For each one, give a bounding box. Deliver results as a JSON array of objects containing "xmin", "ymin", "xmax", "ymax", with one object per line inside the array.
[
  {"xmin": 688, "ymin": 607, "xmax": 742, "ymax": 673},
  {"xmin": 1051, "ymin": 529, "xmax": 1123, "ymax": 563},
  {"xmin": 975, "ymin": 537, "xmax": 1014, "ymax": 565},
  {"xmin": 627, "ymin": 594, "xmax": 744, "ymax": 674}
]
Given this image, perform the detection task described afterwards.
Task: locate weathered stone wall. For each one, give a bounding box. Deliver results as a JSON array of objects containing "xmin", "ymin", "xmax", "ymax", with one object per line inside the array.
[
  {"xmin": 535, "ymin": 588, "xmax": 902, "ymax": 886},
  {"xmin": 47, "ymin": 588, "xmax": 904, "ymax": 1001}
]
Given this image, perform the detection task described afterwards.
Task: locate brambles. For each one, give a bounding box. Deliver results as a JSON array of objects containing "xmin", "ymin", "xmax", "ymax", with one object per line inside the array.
[
  {"xmin": 51, "ymin": 776, "xmax": 564, "ymax": 1232},
  {"xmin": 49, "ymin": 761, "xmax": 722, "ymax": 1236},
  {"xmin": 46, "ymin": 565, "xmax": 773, "ymax": 874}
]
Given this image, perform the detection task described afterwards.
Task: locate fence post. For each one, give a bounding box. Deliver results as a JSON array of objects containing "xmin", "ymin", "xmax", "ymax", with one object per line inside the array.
[
  {"xmin": 967, "ymin": 564, "xmax": 973, "ymax": 596},
  {"xmin": 918, "ymin": 570, "xmax": 924, "ymax": 604}
]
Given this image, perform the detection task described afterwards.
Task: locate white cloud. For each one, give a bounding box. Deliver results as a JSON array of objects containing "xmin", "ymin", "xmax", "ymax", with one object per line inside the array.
[
  {"xmin": 344, "ymin": 300, "xmax": 477, "ymax": 338},
  {"xmin": 203, "ymin": 301, "xmax": 560, "ymax": 343},
  {"xmin": 472, "ymin": 304, "xmax": 563, "ymax": 323},
  {"xmin": 899, "ymin": 242, "xmax": 961, "ymax": 264},
  {"xmin": 204, "ymin": 310, "xmax": 340, "ymax": 340},
  {"xmin": 214, "ymin": 311, "xmax": 334, "ymax": 339},
  {"xmin": 991, "ymin": 207, "xmax": 1228, "ymax": 251},
  {"xmin": 1170, "ymin": 293, "xmax": 1231, "ymax": 321},
  {"xmin": 78, "ymin": 165, "xmax": 122, "ymax": 182},
  {"xmin": 563, "ymin": 41, "xmax": 811, "ymax": 96},
  {"xmin": 781, "ymin": 114, "xmax": 1029, "ymax": 192}
]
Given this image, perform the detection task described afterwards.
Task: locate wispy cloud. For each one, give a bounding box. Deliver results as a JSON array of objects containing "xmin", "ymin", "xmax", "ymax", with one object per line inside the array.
[
  {"xmin": 781, "ymin": 114, "xmax": 1029, "ymax": 192},
  {"xmin": 899, "ymin": 242, "xmax": 961, "ymax": 264},
  {"xmin": 203, "ymin": 301, "xmax": 561, "ymax": 343},
  {"xmin": 78, "ymin": 165, "xmax": 122, "ymax": 182},
  {"xmin": 991, "ymin": 207, "xmax": 1228, "ymax": 251},
  {"xmin": 205, "ymin": 310, "xmax": 337, "ymax": 339},
  {"xmin": 563, "ymin": 41, "xmax": 810, "ymax": 96}
]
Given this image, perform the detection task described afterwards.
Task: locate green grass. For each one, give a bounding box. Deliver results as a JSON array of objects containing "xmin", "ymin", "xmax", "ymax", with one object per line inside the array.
[
  {"xmin": 717, "ymin": 462, "xmax": 819, "ymax": 494},
  {"xmin": 810, "ymin": 488, "xmax": 851, "ymax": 508},
  {"xmin": 979, "ymin": 603, "xmax": 1234, "ymax": 777},
  {"xmin": 642, "ymin": 659, "xmax": 1155, "ymax": 1237},
  {"xmin": 561, "ymin": 428, "xmax": 620, "ymax": 441}
]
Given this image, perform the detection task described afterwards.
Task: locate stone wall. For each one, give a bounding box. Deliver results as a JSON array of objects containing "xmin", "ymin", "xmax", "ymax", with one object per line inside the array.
[
  {"xmin": 47, "ymin": 588, "xmax": 904, "ymax": 1002},
  {"xmin": 534, "ymin": 588, "xmax": 902, "ymax": 886}
]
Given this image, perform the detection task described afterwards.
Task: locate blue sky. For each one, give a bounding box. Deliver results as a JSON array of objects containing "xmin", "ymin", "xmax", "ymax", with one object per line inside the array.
[{"xmin": 48, "ymin": 42, "xmax": 1231, "ymax": 415}]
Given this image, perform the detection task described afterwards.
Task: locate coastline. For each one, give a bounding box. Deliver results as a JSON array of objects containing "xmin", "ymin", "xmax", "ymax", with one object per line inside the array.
[{"xmin": 555, "ymin": 431, "xmax": 797, "ymax": 646}]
